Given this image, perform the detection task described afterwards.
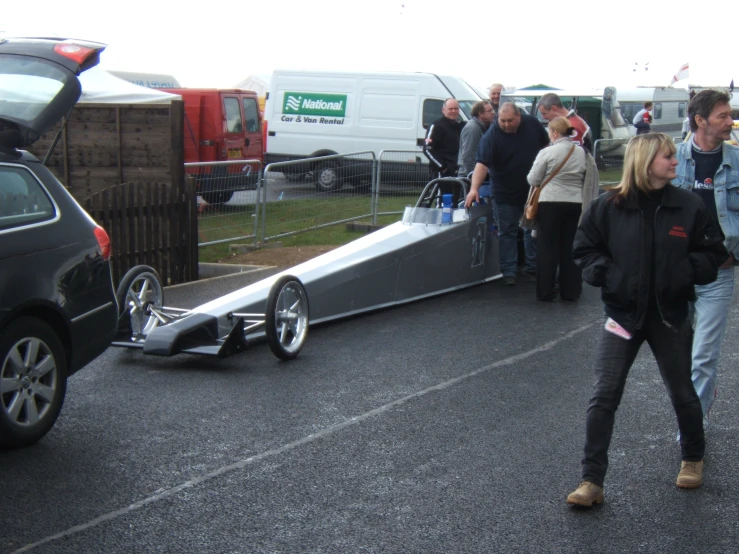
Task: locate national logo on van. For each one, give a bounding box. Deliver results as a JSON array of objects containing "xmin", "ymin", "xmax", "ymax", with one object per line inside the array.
[{"xmin": 283, "ymin": 92, "xmax": 347, "ymax": 117}]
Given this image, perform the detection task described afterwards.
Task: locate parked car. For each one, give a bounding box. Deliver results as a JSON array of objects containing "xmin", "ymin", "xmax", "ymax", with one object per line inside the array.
[{"xmin": 0, "ymin": 37, "xmax": 119, "ymax": 448}]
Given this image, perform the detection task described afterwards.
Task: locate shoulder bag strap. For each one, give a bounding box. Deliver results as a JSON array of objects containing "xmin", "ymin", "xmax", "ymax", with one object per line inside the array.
[{"xmin": 539, "ymin": 144, "xmax": 576, "ymax": 190}]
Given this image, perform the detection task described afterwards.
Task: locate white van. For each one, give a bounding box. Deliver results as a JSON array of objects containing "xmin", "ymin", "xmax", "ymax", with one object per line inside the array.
[
  {"xmin": 617, "ymin": 87, "xmax": 690, "ymax": 138},
  {"xmin": 263, "ymin": 70, "xmax": 483, "ymax": 191}
]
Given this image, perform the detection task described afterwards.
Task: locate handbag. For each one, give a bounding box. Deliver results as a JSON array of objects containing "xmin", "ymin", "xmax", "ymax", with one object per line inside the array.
[{"xmin": 520, "ymin": 144, "xmax": 576, "ymax": 229}]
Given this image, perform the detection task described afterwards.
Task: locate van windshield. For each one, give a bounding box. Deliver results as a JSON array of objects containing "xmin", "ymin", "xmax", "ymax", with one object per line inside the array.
[{"xmin": 457, "ymin": 100, "xmax": 477, "ymax": 120}]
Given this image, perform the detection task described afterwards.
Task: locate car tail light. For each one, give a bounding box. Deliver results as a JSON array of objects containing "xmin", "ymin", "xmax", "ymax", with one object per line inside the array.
[
  {"xmin": 53, "ymin": 43, "xmax": 98, "ymax": 65},
  {"xmin": 94, "ymin": 226, "xmax": 112, "ymax": 260}
]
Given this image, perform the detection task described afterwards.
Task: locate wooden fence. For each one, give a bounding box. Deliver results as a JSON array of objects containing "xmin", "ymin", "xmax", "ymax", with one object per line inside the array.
[
  {"xmin": 84, "ymin": 179, "xmax": 198, "ymax": 287},
  {"xmin": 29, "ymin": 101, "xmax": 185, "ymax": 203},
  {"xmin": 27, "ymin": 101, "xmax": 199, "ymax": 285}
]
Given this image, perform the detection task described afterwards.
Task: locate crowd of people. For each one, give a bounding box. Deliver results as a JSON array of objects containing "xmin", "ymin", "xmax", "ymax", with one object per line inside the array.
[{"xmin": 423, "ymin": 86, "xmax": 738, "ymax": 507}]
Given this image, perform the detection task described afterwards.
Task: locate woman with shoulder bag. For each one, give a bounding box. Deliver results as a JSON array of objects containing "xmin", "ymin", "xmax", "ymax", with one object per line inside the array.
[
  {"xmin": 566, "ymin": 133, "xmax": 728, "ymax": 507},
  {"xmin": 526, "ymin": 116, "xmax": 587, "ymax": 301}
]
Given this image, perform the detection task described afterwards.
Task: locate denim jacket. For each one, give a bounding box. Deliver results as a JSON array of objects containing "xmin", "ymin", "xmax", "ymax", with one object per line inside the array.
[{"xmin": 673, "ymin": 139, "xmax": 739, "ymax": 262}]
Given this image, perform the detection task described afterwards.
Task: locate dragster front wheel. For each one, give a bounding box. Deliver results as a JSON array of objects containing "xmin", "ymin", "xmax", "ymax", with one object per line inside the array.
[
  {"xmin": 265, "ymin": 275, "xmax": 309, "ymax": 360},
  {"xmin": 116, "ymin": 265, "xmax": 164, "ymax": 338}
]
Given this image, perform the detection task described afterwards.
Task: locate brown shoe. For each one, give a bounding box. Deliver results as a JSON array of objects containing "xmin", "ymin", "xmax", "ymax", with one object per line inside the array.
[
  {"xmin": 676, "ymin": 460, "xmax": 703, "ymax": 488},
  {"xmin": 567, "ymin": 481, "xmax": 604, "ymax": 507}
]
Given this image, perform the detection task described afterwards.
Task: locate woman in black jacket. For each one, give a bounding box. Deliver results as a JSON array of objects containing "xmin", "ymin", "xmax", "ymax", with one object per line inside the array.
[{"xmin": 566, "ymin": 133, "xmax": 728, "ymax": 507}]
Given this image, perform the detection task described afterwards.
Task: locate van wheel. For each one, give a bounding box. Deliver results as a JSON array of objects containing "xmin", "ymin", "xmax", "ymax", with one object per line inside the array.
[
  {"xmin": 201, "ymin": 190, "xmax": 234, "ymax": 205},
  {"xmin": 314, "ymin": 161, "xmax": 342, "ymax": 192}
]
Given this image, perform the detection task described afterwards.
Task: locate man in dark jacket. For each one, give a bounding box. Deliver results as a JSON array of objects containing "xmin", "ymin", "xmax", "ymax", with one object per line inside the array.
[
  {"xmin": 423, "ymin": 98, "xmax": 463, "ymax": 179},
  {"xmin": 464, "ymin": 103, "xmax": 549, "ymax": 285}
]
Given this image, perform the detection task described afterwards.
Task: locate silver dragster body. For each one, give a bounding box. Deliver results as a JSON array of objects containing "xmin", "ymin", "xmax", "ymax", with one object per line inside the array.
[{"xmin": 112, "ymin": 179, "xmax": 501, "ymax": 359}]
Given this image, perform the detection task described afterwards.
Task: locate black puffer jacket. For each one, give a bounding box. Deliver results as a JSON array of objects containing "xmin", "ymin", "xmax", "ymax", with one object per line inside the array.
[{"xmin": 573, "ymin": 185, "xmax": 728, "ymax": 332}]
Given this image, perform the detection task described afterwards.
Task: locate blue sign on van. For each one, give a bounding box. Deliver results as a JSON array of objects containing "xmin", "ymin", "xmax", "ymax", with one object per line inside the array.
[{"xmin": 283, "ymin": 92, "xmax": 347, "ymax": 117}]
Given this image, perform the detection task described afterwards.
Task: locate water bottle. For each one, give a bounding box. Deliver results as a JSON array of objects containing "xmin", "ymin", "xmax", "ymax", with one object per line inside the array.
[{"xmin": 441, "ymin": 193, "xmax": 452, "ymax": 224}]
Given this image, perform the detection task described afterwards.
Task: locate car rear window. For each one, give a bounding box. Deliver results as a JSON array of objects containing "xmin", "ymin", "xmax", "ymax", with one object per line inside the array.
[
  {"xmin": 0, "ymin": 55, "xmax": 67, "ymax": 125},
  {"xmin": 0, "ymin": 165, "xmax": 56, "ymax": 231}
]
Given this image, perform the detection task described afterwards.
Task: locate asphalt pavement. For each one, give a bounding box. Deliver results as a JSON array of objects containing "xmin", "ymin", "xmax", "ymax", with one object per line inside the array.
[{"xmin": 1, "ymin": 267, "xmax": 738, "ymax": 553}]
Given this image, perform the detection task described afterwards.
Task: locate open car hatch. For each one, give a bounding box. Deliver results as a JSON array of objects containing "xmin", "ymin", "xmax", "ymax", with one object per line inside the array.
[{"xmin": 0, "ymin": 37, "xmax": 106, "ymax": 150}]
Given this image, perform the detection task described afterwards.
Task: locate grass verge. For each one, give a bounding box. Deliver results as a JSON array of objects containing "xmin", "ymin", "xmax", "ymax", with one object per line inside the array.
[{"xmin": 198, "ymin": 194, "xmax": 416, "ymax": 263}]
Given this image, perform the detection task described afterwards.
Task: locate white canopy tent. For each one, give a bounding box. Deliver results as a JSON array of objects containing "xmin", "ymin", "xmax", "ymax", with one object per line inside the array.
[
  {"xmin": 78, "ymin": 67, "xmax": 181, "ymax": 104},
  {"xmin": 233, "ymin": 74, "xmax": 270, "ymax": 96}
]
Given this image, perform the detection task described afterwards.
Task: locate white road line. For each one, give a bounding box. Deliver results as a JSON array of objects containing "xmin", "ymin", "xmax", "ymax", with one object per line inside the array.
[{"xmin": 13, "ymin": 323, "xmax": 593, "ymax": 553}]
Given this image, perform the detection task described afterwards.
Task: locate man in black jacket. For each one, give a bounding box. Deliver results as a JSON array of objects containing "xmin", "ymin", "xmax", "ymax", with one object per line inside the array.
[
  {"xmin": 464, "ymin": 103, "xmax": 549, "ymax": 285},
  {"xmin": 423, "ymin": 98, "xmax": 462, "ymax": 180}
]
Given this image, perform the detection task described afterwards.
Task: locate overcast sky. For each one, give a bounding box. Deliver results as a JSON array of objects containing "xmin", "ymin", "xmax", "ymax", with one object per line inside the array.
[{"xmin": 3, "ymin": 0, "xmax": 736, "ymax": 92}]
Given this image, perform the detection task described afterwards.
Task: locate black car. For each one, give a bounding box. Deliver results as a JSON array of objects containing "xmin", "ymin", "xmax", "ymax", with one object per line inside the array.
[{"xmin": 0, "ymin": 37, "xmax": 118, "ymax": 448}]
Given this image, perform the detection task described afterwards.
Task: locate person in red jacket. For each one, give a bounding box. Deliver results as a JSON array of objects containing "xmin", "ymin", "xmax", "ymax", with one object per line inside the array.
[{"xmin": 537, "ymin": 92, "xmax": 593, "ymax": 153}]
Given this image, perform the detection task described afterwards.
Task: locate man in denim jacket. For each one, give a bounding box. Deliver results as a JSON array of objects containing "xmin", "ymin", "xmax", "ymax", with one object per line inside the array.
[{"xmin": 673, "ymin": 89, "xmax": 739, "ymax": 427}]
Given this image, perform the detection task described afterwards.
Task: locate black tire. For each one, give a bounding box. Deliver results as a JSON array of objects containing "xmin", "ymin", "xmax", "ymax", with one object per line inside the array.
[
  {"xmin": 116, "ymin": 265, "xmax": 164, "ymax": 338},
  {"xmin": 265, "ymin": 275, "xmax": 309, "ymax": 360},
  {"xmin": 201, "ymin": 189, "xmax": 234, "ymax": 205},
  {"xmin": 0, "ymin": 317, "xmax": 67, "ymax": 448},
  {"xmin": 314, "ymin": 161, "xmax": 343, "ymax": 192}
]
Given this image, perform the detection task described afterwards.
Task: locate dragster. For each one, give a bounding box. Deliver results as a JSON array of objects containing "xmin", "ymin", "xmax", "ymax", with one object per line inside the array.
[{"xmin": 112, "ymin": 178, "xmax": 501, "ymax": 360}]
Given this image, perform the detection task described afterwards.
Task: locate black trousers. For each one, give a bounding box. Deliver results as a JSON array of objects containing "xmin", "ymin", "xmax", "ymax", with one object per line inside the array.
[
  {"xmin": 536, "ymin": 202, "xmax": 582, "ymax": 300},
  {"xmin": 581, "ymin": 311, "xmax": 705, "ymax": 486}
]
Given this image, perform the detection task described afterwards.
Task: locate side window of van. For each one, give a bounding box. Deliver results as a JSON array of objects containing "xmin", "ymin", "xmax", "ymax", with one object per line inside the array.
[
  {"xmin": 422, "ymin": 99, "xmax": 444, "ymax": 129},
  {"xmin": 653, "ymin": 103, "xmax": 662, "ymax": 120},
  {"xmin": 678, "ymin": 102, "xmax": 687, "ymax": 118},
  {"xmin": 242, "ymin": 98, "xmax": 260, "ymax": 133},
  {"xmin": 224, "ymin": 97, "xmax": 243, "ymax": 133},
  {"xmin": 620, "ymin": 103, "xmax": 640, "ymax": 122},
  {"xmin": 0, "ymin": 165, "xmax": 55, "ymax": 231}
]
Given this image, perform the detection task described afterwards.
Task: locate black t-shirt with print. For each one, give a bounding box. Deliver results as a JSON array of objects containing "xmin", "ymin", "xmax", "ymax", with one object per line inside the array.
[{"xmin": 691, "ymin": 147, "xmax": 723, "ymax": 238}]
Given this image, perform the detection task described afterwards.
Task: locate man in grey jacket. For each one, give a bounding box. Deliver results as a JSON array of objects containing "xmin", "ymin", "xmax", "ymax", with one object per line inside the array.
[{"xmin": 457, "ymin": 100, "xmax": 494, "ymax": 176}]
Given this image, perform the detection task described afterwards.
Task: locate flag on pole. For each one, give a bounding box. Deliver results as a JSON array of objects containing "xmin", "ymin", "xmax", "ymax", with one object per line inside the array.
[{"xmin": 670, "ymin": 63, "xmax": 689, "ymax": 86}]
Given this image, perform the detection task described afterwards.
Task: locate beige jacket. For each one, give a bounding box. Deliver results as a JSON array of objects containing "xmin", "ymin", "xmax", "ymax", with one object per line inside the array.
[{"xmin": 527, "ymin": 137, "xmax": 587, "ymax": 203}]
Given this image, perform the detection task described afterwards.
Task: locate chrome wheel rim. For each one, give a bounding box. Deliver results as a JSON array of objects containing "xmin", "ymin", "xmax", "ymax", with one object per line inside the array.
[
  {"xmin": 272, "ymin": 281, "xmax": 309, "ymax": 355},
  {"xmin": 123, "ymin": 273, "xmax": 163, "ymax": 336},
  {"xmin": 1, "ymin": 337, "xmax": 58, "ymax": 427}
]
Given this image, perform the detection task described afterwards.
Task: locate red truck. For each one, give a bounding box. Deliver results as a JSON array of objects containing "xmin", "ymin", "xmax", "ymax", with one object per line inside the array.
[{"xmin": 162, "ymin": 88, "xmax": 263, "ymax": 204}]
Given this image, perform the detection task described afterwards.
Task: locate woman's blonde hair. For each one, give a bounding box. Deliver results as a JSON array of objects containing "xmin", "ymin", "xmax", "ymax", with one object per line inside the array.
[
  {"xmin": 548, "ymin": 116, "xmax": 574, "ymax": 137},
  {"xmin": 610, "ymin": 133, "xmax": 676, "ymax": 200}
]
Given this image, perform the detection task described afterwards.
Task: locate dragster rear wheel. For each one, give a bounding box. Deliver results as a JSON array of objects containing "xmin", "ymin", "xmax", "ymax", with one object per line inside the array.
[
  {"xmin": 265, "ymin": 275, "xmax": 309, "ymax": 360},
  {"xmin": 116, "ymin": 265, "xmax": 164, "ymax": 339}
]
